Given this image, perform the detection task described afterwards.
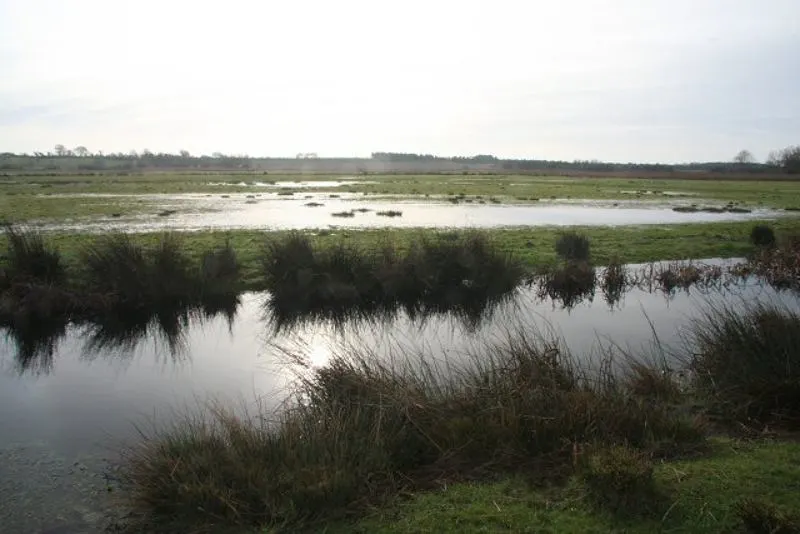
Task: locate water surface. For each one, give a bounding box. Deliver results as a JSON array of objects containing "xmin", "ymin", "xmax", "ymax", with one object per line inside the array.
[
  {"xmin": 38, "ymin": 193, "xmax": 784, "ymax": 233},
  {"xmin": 0, "ymin": 264, "xmax": 797, "ymax": 532}
]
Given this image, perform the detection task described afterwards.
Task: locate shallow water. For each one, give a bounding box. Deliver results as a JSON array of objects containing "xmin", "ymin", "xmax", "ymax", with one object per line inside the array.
[
  {"xmin": 37, "ymin": 192, "xmax": 784, "ymax": 232},
  {"xmin": 0, "ymin": 260, "xmax": 797, "ymax": 532}
]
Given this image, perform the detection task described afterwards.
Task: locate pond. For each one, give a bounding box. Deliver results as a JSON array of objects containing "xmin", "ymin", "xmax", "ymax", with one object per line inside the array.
[
  {"xmin": 0, "ymin": 260, "xmax": 797, "ymax": 532},
  {"xmin": 37, "ymin": 193, "xmax": 785, "ymax": 233}
]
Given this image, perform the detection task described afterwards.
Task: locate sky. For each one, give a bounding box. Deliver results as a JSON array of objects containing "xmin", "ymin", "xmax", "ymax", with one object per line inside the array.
[{"xmin": 0, "ymin": 0, "xmax": 798, "ymax": 162}]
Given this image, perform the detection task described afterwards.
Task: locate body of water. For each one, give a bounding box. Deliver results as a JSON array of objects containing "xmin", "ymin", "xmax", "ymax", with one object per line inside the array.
[
  {"xmin": 36, "ymin": 193, "xmax": 785, "ymax": 232},
  {"xmin": 0, "ymin": 260, "xmax": 796, "ymax": 532}
]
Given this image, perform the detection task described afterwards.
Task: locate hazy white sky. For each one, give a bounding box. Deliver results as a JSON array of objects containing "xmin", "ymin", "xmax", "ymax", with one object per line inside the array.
[{"xmin": 1, "ymin": 0, "xmax": 798, "ymax": 162}]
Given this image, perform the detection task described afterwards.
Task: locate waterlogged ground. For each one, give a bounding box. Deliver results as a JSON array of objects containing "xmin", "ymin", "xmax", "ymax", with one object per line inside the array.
[
  {"xmin": 1, "ymin": 260, "xmax": 799, "ymax": 531},
  {"xmin": 27, "ymin": 192, "xmax": 787, "ymax": 233}
]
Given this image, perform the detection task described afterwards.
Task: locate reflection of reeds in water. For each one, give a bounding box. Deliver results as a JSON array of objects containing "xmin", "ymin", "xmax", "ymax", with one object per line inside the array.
[
  {"xmin": 1, "ymin": 298, "xmax": 242, "ymax": 375},
  {"xmin": 3, "ymin": 318, "xmax": 68, "ymax": 375},
  {"xmin": 601, "ymin": 258, "xmax": 627, "ymax": 309},
  {"xmin": 536, "ymin": 261, "xmax": 596, "ymax": 309}
]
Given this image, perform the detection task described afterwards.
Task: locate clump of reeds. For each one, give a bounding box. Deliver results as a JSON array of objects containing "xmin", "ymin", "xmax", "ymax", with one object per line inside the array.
[
  {"xmin": 121, "ymin": 329, "xmax": 703, "ymax": 531},
  {"xmin": 261, "ymin": 231, "xmax": 524, "ymax": 328},
  {"xmin": 690, "ymin": 304, "xmax": 800, "ymax": 428},
  {"xmin": 555, "ymin": 232, "xmax": 591, "ymax": 262},
  {"xmin": 3, "ymin": 225, "xmax": 65, "ymax": 285},
  {"xmin": 750, "ymin": 225, "xmax": 776, "ymax": 248}
]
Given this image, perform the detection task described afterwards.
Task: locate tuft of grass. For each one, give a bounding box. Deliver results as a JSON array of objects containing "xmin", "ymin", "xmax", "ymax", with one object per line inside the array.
[
  {"xmin": 750, "ymin": 225, "xmax": 776, "ymax": 248},
  {"xmin": 691, "ymin": 304, "xmax": 800, "ymax": 429},
  {"xmin": 555, "ymin": 232, "xmax": 591, "ymax": 262},
  {"xmin": 579, "ymin": 445, "xmax": 657, "ymax": 514},
  {"xmin": 122, "ymin": 331, "xmax": 704, "ymax": 531},
  {"xmin": 331, "ymin": 210, "xmax": 355, "ymax": 218},
  {"xmin": 3, "ymin": 225, "xmax": 65, "ymax": 285},
  {"xmin": 735, "ymin": 498, "xmax": 800, "ymax": 534},
  {"xmin": 376, "ymin": 210, "xmax": 403, "ymax": 217}
]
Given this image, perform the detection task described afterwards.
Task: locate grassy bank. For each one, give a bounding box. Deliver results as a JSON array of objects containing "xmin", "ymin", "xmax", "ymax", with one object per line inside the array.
[
  {"xmin": 339, "ymin": 438, "xmax": 800, "ymax": 534},
  {"xmin": 3, "ymin": 219, "xmax": 798, "ymax": 291},
  {"xmin": 120, "ymin": 303, "xmax": 800, "ymax": 533}
]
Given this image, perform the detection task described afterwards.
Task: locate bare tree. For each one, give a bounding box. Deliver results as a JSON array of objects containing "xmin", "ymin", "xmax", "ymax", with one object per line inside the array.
[
  {"xmin": 54, "ymin": 144, "xmax": 67, "ymax": 156},
  {"xmin": 179, "ymin": 150, "xmax": 191, "ymax": 158},
  {"xmin": 74, "ymin": 146, "xmax": 89, "ymax": 157},
  {"xmin": 733, "ymin": 149, "xmax": 754, "ymax": 164},
  {"xmin": 780, "ymin": 146, "xmax": 800, "ymax": 174}
]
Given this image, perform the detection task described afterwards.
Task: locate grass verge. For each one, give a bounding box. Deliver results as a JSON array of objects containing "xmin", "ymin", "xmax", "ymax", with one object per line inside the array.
[{"xmin": 336, "ymin": 438, "xmax": 800, "ymax": 534}]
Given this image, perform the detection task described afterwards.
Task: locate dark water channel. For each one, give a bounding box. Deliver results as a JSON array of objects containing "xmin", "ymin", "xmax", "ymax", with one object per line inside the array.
[{"xmin": 0, "ymin": 260, "xmax": 798, "ymax": 532}]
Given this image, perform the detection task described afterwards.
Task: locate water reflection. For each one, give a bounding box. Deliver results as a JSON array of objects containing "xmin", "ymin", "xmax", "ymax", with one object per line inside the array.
[
  {"xmin": 40, "ymin": 194, "xmax": 786, "ymax": 233},
  {"xmin": 4, "ymin": 297, "xmax": 241, "ymax": 374},
  {"xmin": 4, "ymin": 317, "xmax": 68, "ymax": 375}
]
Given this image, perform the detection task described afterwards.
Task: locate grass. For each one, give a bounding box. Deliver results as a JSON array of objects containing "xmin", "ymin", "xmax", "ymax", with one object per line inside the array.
[
  {"xmin": 5, "ymin": 219, "xmax": 800, "ymax": 292},
  {"xmin": 2, "ymin": 224, "xmax": 65, "ymax": 284},
  {"xmin": 690, "ymin": 304, "xmax": 800, "ymax": 429},
  {"xmin": 121, "ymin": 329, "xmax": 703, "ymax": 532},
  {"xmin": 337, "ymin": 438, "xmax": 800, "ymax": 534},
  {"xmin": 555, "ymin": 231, "xmax": 591, "ymax": 262}
]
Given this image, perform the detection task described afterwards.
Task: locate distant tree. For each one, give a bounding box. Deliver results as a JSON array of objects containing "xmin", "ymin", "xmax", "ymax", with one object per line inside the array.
[
  {"xmin": 212, "ymin": 152, "xmax": 224, "ymax": 158},
  {"xmin": 179, "ymin": 150, "xmax": 191, "ymax": 158},
  {"xmin": 779, "ymin": 146, "xmax": 800, "ymax": 174},
  {"xmin": 766, "ymin": 150, "xmax": 782, "ymax": 166},
  {"xmin": 129, "ymin": 150, "xmax": 139, "ymax": 158},
  {"xmin": 141, "ymin": 148, "xmax": 153, "ymax": 157},
  {"xmin": 74, "ymin": 146, "xmax": 89, "ymax": 157},
  {"xmin": 733, "ymin": 149, "xmax": 755, "ymax": 164},
  {"xmin": 54, "ymin": 144, "xmax": 67, "ymax": 156}
]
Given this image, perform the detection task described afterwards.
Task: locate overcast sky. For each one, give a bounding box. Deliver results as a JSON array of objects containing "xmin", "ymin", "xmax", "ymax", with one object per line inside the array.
[{"xmin": 1, "ymin": 0, "xmax": 798, "ymax": 162}]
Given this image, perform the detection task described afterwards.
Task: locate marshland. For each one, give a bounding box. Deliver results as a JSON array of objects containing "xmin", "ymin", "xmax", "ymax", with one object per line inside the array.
[{"xmin": 3, "ymin": 172, "xmax": 800, "ymax": 532}]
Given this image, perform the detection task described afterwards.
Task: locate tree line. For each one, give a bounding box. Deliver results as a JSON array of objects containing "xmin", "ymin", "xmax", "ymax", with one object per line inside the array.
[{"xmin": 1, "ymin": 145, "xmax": 798, "ymax": 174}]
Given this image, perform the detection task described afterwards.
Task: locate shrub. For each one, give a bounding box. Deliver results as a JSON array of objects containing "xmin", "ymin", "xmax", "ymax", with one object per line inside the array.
[
  {"xmin": 750, "ymin": 225, "xmax": 776, "ymax": 248},
  {"xmin": 3, "ymin": 225, "xmax": 65, "ymax": 285},
  {"xmin": 555, "ymin": 232, "xmax": 591, "ymax": 262},
  {"xmin": 735, "ymin": 498, "xmax": 800, "ymax": 534},
  {"xmin": 691, "ymin": 305, "xmax": 800, "ymax": 428},
  {"xmin": 579, "ymin": 445, "xmax": 656, "ymax": 513}
]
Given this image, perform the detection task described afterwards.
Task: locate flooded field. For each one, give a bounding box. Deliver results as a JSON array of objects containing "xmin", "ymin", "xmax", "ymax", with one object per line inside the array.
[
  {"xmin": 34, "ymin": 193, "xmax": 786, "ymax": 232},
  {"xmin": 0, "ymin": 258, "xmax": 796, "ymax": 532}
]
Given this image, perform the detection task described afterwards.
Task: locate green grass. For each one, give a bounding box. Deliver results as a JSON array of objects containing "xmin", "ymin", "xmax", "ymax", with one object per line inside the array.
[
  {"xmin": 334, "ymin": 439, "xmax": 800, "ymax": 534},
  {"xmin": 4, "ymin": 219, "xmax": 797, "ymax": 292}
]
